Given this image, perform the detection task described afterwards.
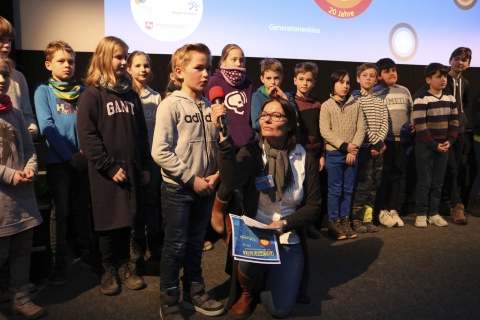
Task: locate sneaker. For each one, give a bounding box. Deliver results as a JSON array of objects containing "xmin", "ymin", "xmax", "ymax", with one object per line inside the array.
[
  {"xmin": 328, "ymin": 219, "xmax": 347, "ymax": 240},
  {"xmin": 352, "ymin": 219, "xmax": 367, "ymax": 233},
  {"xmin": 415, "ymin": 215, "xmax": 428, "ymax": 228},
  {"xmin": 182, "ymin": 282, "xmax": 225, "ymax": 316},
  {"xmin": 379, "ymin": 210, "xmax": 397, "ymax": 228},
  {"xmin": 306, "ymin": 225, "xmax": 322, "ymax": 239},
  {"xmin": 118, "ymin": 262, "xmax": 145, "ymax": 290},
  {"xmin": 12, "ymin": 294, "xmax": 46, "ymax": 319},
  {"xmin": 389, "ymin": 210, "xmax": 404, "ymax": 227},
  {"xmin": 428, "ymin": 214, "xmax": 448, "ymax": 227},
  {"xmin": 340, "ymin": 217, "xmax": 358, "ymax": 239},
  {"xmin": 49, "ymin": 260, "xmax": 67, "ymax": 286},
  {"xmin": 160, "ymin": 287, "xmax": 184, "ymax": 320},
  {"xmin": 364, "ymin": 222, "xmax": 378, "ymax": 233},
  {"xmin": 202, "ymin": 241, "xmax": 213, "ymax": 252},
  {"xmin": 450, "ymin": 203, "xmax": 467, "ymax": 225},
  {"xmin": 100, "ymin": 266, "xmax": 120, "ymax": 295}
]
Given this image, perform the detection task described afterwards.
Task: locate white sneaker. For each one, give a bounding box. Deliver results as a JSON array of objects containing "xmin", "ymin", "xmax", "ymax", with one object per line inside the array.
[
  {"xmin": 390, "ymin": 210, "xmax": 404, "ymax": 227},
  {"xmin": 415, "ymin": 215, "xmax": 428, "ymax": 228},
  {"xmin": 428, "ymin": 214, "xmax": 448, "ymax": 227},
  {"xmin": 379, "ymin": 210, "xmax": 397, "ymax": 228}
]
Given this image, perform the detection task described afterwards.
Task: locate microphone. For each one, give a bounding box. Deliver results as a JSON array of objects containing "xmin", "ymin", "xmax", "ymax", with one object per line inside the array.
[{"xmin": 209, "ymin": 86, "xmax": 228, "ymax": 136}]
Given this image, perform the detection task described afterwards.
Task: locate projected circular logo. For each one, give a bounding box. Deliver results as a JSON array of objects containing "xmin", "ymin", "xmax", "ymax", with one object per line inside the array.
[
  {"xmin": 314, "ymin": 0, "xmax": 372, "ymax": 19},
  {"xmin": 389, "ymin": 23, "xmax": 418, "ymax": 62},
  {"xmin": 130, "ymin": 0, "xmax": 203, "ymax": 42},
  {"xmin": 454, "ymin": 0, "xmax": 477, "ymax": 10}
]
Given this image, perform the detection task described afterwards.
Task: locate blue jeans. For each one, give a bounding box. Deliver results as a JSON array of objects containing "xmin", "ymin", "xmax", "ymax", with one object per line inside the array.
[
  {"xmin": 160, "ymin": 182, "xmax": 214, "ymax": 290},
  {"xmin": 239, "ymin": 243, "xmax": 304, "ymax": 318},
  {"xmin": 470, "ymin": 140, "xmax": 480, "ymax": 199},
  {"xmin": 326, "ymin": 150, "xmax": 358, "ymax": 221},
  {"xmin": 47, "ymin": 162, "xmax": 93, "ymax": 257},
  {"xmin": 415, "ymin": 142, "xmax": 449, "ymax": 216}
]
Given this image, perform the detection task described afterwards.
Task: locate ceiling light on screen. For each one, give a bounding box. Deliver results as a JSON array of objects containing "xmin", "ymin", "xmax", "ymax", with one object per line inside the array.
[{"xmin": 389, "ymin": 23, "xmax": 418, "ymax": 62}]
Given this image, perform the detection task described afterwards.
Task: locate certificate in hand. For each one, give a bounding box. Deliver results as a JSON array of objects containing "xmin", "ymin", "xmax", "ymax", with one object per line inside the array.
[{"xmin": 229, "ymin": 214, "xmax": 281, "ymax": 264}]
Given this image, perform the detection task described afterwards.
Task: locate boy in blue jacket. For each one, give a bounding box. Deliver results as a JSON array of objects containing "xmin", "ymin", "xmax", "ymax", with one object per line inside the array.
[{"xmin": 34, "ymin": 41, "xmax": 98, "ymax": 286}]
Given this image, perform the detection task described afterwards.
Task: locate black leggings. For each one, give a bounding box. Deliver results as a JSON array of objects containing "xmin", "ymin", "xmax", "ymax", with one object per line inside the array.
[{"xmin": 97, "ymin": 227, "xmax": 130, "ymax": 267}]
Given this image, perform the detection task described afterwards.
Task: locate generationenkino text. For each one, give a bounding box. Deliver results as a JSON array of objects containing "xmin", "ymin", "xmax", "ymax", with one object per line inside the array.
[{"xmin": 269, "ymin": 24, "xmax": 320, "ymax": 34}]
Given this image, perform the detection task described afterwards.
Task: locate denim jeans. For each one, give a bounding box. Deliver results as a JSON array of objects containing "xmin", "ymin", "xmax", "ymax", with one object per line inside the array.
[
  {"xmin": 239, "ymin": 243, "xmax": 304, "ymax": 318},
  {"xmin": 160, "ymin": 182, "xmax": 214, "ymax": 290},
  {"xmin": 47, "ymin": 162, "xmax": 94, "ymax": 257},
  {"xmin": 352, "ymin": 147, "xmax": 383, "ymax": 220},
  {"xmin": 415, "ymin": 142, "xmax": 449, "ymax": 216},
  {"xmin": 326, "ymin": 150, "xmax": 358, "ymax": 221},
  {"xmin": 470, "ymin": 140, "xmax": 480, "ymax": 199}
]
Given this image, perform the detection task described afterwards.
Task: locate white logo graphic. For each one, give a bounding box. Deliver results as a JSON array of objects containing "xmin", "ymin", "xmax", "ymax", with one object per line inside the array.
[{"xmin": 225, "ymin": 91, "xmax": 247, "ymax": 115}]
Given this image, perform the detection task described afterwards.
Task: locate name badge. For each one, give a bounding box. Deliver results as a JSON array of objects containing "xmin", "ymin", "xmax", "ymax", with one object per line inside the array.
[{"xmin": 255, "ymin": 175, "xmax": 275, "ymax": 191}]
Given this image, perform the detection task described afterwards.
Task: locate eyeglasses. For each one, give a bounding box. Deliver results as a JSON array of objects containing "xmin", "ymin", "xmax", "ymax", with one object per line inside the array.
[{"xmin": 259, "ymin": 112, "xmax": 287, "ymax": 122}]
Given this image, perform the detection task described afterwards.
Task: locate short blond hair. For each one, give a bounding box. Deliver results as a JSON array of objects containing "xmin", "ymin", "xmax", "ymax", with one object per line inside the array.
[
  {"xmin": 45, "ymin": 40, "xmax": 75, "ymax": 62},
  {"xmin": 84, "ymin": 36, "xmax": 128, "ymax": 87},
  {"xmin": 170, "ymin": 43, "xmax": 211, "ymax": 82}
]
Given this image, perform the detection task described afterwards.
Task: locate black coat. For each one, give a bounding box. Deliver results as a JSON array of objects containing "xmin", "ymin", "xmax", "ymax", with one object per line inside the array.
[{"xmin": 77, "ymin": 86, "xmax": 150, "ymax": 231}]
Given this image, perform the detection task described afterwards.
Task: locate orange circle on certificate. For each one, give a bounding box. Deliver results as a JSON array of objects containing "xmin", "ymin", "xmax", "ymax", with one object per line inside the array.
[
  {"xmin": 259, "ymin": 238, "xmax": 271, "ymax": 247},
  {"xmin": 314, "ymin": 0, "xmax": 372, "ymax": 19}
]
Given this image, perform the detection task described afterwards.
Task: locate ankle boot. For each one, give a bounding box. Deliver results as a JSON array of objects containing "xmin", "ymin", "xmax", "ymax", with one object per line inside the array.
[
  {"xmin": 118, "ymin": 261, "xmax": 145, "ymax": 290},
  {"xmin": 159, "ymin": 287, "xmax": 183, "ymax": 320},
  {"xmin": 230, "ymin": 268, "xmax": 259, "ymax": 320},
  {"xmin": 11, "ymin": 291, "xmax": 46, "ymax": 319},
  {"xmin": 211, "ymin": 195, "xmax": 229, "ymax": 234}
]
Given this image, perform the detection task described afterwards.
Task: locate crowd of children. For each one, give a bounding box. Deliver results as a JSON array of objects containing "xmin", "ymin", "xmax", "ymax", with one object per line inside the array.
[{"xmin": 0, "ymin": 13, "xmax": 478, "ymax": 320}]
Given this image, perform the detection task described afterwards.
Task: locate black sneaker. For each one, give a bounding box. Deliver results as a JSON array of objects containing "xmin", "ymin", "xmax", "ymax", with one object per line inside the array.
[
  {"xmin": 49, "ymin": 260, "xmax": 67, "ymax": 286},
  {"xmin": 118, "ymin": 262, "xmax": 145, "ymax": 290},
  {"xmin": 340, "ymin": 217, "xmax": 358, "ymax": 239},
  {"xmin": 100, "ymin": 266, "xmax": 120, "ymax": 295},
  {"xmin": 328, "ymin": 219, "xmax": 347, "ymax": 240},
  {"xmin": 306, "ymin": 225, "xmax": 322, "ymax": 239},
  {"xmin": 182, "ymin": 282, "xmax": 225, "ymax": 316}
]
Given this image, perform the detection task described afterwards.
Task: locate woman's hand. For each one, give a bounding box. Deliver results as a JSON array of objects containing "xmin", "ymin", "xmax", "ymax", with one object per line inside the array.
[
  {"xmin": 265, "ymin": 220, "xmax": 287, "ymax": 234},
  {"xmin": 211, "ymin": 103, "xmax": 227, "ymax": 129}
]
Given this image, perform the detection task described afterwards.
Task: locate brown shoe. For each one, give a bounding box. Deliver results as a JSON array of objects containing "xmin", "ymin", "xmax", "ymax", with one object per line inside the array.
[
  {"xmin": 211, "ymin": 195, "xmax": 229, "ymax": 234},
  {"xmin": 450, "ymin": 203, "xmax": 467, "ymax": 225},
  {"xmin": 12, "ymin": 293, "xmax": 46, "ymax": 319},
  {"xmin": 118, "ymin": 262, "xmax": 145, "ymax": 290}
]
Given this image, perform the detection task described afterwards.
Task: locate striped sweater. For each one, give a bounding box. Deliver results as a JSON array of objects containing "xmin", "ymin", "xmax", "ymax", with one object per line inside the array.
[
  {"xmin": 412, "ymin": 91, "xmax": 459, "ymax": 151},
  {"xmin": 352, "ymin": 90, "xmax": 389, "ymax": 151}
]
